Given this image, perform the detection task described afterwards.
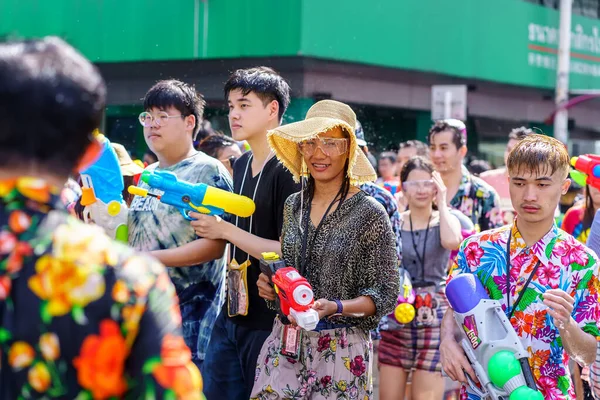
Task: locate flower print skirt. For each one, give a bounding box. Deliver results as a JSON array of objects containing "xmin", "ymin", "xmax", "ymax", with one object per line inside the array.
[{"xmin": 251, "ymin": 318, "xmax": 373, "ymax": 400}]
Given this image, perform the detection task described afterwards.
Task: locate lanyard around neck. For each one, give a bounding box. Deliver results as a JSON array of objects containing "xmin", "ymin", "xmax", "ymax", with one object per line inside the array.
[{"xmin": 505, "ymin": 229, "xmax": 541, "ymax": 319}]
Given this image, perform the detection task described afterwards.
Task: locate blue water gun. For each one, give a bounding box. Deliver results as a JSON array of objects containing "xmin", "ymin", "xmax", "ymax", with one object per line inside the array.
[
  {"xmin": 128, "ymin": 170, "xmax": 255, "ymax": 220},
  {"xmin": 78, "ymin": 132, "xmax": 129, "ymax": 243}
]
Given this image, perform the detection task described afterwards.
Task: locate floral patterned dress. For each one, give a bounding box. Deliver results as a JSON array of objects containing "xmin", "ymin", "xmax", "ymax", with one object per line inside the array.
[
  {"xmin": 448, "ymin": 221, "xmax": 600, "ymax": 400},
  {"xmin": 0, "ymin": 177, "xmax": 203, "ymax": 399}
]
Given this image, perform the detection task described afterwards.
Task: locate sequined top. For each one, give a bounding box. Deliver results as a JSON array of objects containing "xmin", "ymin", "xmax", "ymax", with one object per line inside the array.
[{"xmin": 280, "ymin": 191, "xmax": 399, "ymax": 331}]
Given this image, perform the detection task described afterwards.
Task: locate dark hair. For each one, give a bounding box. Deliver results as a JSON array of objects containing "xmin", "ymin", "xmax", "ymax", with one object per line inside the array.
[
  {"xmin": 507, "ymin": 134, "xmax": 570, "ymax": 179},
  {"xmin": 583, "ymin": 186, "xmax": 596, "ymax": 230},
  {"xmin": 379, "ymin": 151, "xmax": 397, "ymax": 164},
  {"xmin": 399, "ymin": 140, "xmax": 429, "ymax": 157},
  {"xmin": 400, "ymin": 156, "xmax": 435, "ymax": 183},
  {"xmin": 428, "ymin": 121, "xmax": 466, "ymax": 149},
  {"xmin": 143, "ymin": 79, "xmax": 206, "ymax": 139},
  {"xmin": 508, "ymin": 126, "xmax": 534, "ymax": 141},
  {"xmin": 198, "ymin": 133, "xmax": 237, "ymax": 158},
  {"xmin": 224, "ymin": 67, "xmax": 291, "ymax": 120},
  {"xmin": 195, "ymin": 119, "xmax": 216, "ymax": 143},
  {"xmin": 468, "ymin": 159, "xmax": 492, "ymax": 177},
  {"xmin": 0, "ymin": 37, "xmax": 106, "ymax": 176}
]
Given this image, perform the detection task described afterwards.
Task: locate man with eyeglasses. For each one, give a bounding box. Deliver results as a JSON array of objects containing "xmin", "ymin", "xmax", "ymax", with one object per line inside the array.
[
  {"xmin": 428, "ymin": 119, "xmax": 503, "ymax": 233},
  {"xmin": 128, "ymin": 79, "xmax": 234, "ymax": 370}
]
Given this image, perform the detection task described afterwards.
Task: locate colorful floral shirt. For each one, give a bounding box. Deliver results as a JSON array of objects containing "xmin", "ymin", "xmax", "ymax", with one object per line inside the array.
[
  {"xmin": 561, "ymin": 204, "xmax": 590, "ymax": 244},
  {"xmin": 0, "ymin": 178, "xmax": 202, "ymax": 399},
  {"xmin": 450, "ymin": 166, "xmax": 503, "ymax": 233},
  {"xmin": 448, "ymin": 222, "xmax": 600, "ymax": 400}
]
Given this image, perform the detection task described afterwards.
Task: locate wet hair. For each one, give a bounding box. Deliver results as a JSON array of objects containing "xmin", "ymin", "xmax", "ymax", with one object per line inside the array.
[
  {"xmin": 400, "ymin": 156, "xmax": 435, "ymax": 183},
  {"xmin": 224, "ymin": 66, "xmax": 291, "ymax": 120},
  {"xmin": 428, "ymin": 121, "xmax": 466, "ymax": 150},
  {"xmin": 0, "ymin": 37, "xmax": 106, "ymax": 176},
  {"xmin": 399, "ymin": 140, "xmax": 429, "ymax": 157},
  {"xmin": 468, "ymin": 159, "xmax": 492, "ymax": 177},
  {"xmin": 379, "ymin": 151, "xmax": 397, "ymax": 164},
  {"xmin": 506, "ymin": 134, "xmax": 570, "ymax": 179},
  {"xmin": 143, "ymin": 79, "xmax": 205, "ymax": 139},
  {"xmin": 508, "ymin": 126, "xmax": 534, "ymax": 141},
  {"xmin": 198, "ymin": 133, "xmax": 237, "ymax": 158}
]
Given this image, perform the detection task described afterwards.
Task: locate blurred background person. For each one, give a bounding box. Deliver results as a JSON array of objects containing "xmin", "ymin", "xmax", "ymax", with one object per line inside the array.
[
  {"xmin": 197, "ymin": 132, "xmax": 243, "ymax": 177},
  {"xmin": 377, "ymin": 151, "xmax": 401, "ymax": 195}
]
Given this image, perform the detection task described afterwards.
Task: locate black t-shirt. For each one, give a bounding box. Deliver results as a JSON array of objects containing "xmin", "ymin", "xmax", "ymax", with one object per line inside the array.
[{"xmin": 227, "ymin": 151, "xmax": 300, "ymax": 330}]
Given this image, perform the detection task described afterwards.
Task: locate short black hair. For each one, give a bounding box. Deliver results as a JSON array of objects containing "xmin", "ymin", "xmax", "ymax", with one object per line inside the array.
[
  {"xmin": 143, "ymin": 79, "xmax": 206, "ymax": 139},
  {"xmin": 224, "ymin": 66, "xmax": 291, "ymax": 120},
  {"xmin": 428, "ymin": 121, "xmax": 466, "ymax": 149},
  {"xmin": 379, "ymin": 151, "xmax": 397, "ymax": 164},
  {"xmin": 508, "ymin": 126, "xmax": 534, "ymax": 141},
  {"xmin": 0, "ymin": 37, "xmax": 106, "ymax": 176},
  {"xmin": 399, "ymin": 140, "xmax": 429, "ymax": 157},
  {"xmin": 198, "ymin": 133, "xmax": 237, "ymax": 158}
]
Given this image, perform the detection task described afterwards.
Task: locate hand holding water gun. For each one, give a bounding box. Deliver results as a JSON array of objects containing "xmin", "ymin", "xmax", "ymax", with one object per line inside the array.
[
  {"xmin": 260, "ymin": 253, "xmax": 320, "ymax": 331},
  {"xmin": 128, "ymin": 170, "xmax": 255, "ymax": 220},
  {"xmin": 570, "ymin": 154, "xmax": 600, "ymax": 191},
  {"xmin": 445, "ymin": 274, "xmax": 542, "ymax": 400},
  {"xmin": 78, "ymin": 132, "xmax": 129, "ymax": 243}
]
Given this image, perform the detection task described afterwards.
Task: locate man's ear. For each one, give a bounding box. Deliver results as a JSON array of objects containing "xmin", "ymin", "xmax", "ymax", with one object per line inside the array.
[
  {"xmin": 186, "ymin": 115, "xmax": 197, "ymax": 132},
  {"xmin": 459, "ymin": 145, "xmax": 468, "ymax": 159},
  {"xmin": 561, "ymin": 178, "xmax": 572, "ymax": 195},
  {"xmin": 268, "ymin": 99, "xmax": 280, "ymax": 122}
]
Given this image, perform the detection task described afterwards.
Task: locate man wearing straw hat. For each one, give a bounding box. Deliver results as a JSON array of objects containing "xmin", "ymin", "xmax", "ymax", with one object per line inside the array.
[{"xmin": 253, "ymin": 99, "xmax": 399, "ymax": 399}]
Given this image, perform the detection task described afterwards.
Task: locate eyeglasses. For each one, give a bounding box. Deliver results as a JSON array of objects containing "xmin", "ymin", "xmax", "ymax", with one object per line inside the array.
[
  {"xmin": 139, "ymin": 111, "xmax": 183, "ymax": 127},
  {"xmin": 402, "ymin": 180, "xmax": 435, "ymax": 191},
  {"xmin": 297, "ymin": 137, "xmax": 349, "ymax": 157}
]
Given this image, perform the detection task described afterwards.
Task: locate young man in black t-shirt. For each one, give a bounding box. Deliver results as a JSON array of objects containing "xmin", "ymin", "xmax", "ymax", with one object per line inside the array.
[{"xmin": 190, "ymin": 67, "xmax": 299, "ymax": 400}]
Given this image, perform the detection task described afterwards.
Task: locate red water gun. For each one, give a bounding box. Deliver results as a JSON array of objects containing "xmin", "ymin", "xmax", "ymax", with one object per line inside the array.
[
  {"xmin": 260, "ymin": 253, "xmax": 320, "ymax": 330},
  {"xmin": 571, "ymin": 154, "xmax": 600, "ymax": 190}
]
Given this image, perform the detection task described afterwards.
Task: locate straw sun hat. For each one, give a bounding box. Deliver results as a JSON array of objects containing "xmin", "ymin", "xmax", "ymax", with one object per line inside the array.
[{"xmin": 267, "ymin": 100, "xmax": 377, "ymax": 184}]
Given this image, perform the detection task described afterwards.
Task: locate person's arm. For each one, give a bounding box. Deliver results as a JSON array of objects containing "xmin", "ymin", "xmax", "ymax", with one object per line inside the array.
[
  {"xmin": 352, "ymin": 206, "xmax": 400, "ymax": 321},
  {"xmin": 150, "ymin": 238, "xmax": 226, "ymax": 267},
  {"xmin": 543, "ymin": 287, "xmax": 598, "ymax": 365},
  {"xmin": 123, "ymin": 262, "xmax": 202, "ymax": 399},
  {"xmin": 189, "ymin": 215, "xmax": 282, "ymax": 259},
  {"xmin": 440, "ymin": 308, "xmax": 478, "ymax": 384},
  {"xmin": 432, "ymin": 171, "xmax": 462, "ymax": 250},
  {"xmin": 439, "ymin": 204, "xmax": 462, "ymax": 251},
  {"xmin": 440, "ymin": 239, "xmax": 479, "ymax": 384}
]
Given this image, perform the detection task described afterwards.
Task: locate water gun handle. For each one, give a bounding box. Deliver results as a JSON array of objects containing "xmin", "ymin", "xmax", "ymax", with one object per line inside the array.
[
  {"xmin": 128, "ymin": 185, "xmax": 195, "ymax": 220},
  {"xmin": 519, "ymin": 358, "xmax": 537, "ymax": 391}
]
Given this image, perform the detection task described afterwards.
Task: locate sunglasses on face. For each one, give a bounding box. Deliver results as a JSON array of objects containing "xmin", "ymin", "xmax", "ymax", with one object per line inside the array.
[{"xmin": 297, "ymin": 137, "xmax": 349, "ymax": 157}]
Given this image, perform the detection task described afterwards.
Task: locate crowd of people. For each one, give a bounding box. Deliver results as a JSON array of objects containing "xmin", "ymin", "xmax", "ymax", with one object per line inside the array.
[{"xmin": 1, "ymin": 36, "xmax": 600, "ymax": 400}]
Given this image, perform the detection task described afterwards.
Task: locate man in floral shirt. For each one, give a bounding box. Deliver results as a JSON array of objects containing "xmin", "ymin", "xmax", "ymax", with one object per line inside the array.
[
  {"xmin": 0, "ymin": 37, "xmax": 202, "ymax": 399},
  {"xmin": 441, "ymin": 134, "xmax": 600, "ymax": 400},
  {"xmin": 428, "ymin": 120, "xmax": 503, "ymax": 233}
]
